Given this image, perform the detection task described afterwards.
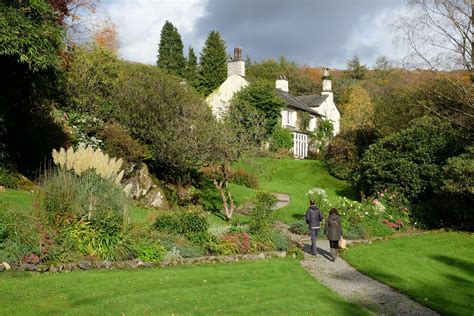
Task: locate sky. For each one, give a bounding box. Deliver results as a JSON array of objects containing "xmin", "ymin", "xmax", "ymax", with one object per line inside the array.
[{"xmin": 103, "ymin": 0, "xmax": 408, "ymax": 69}]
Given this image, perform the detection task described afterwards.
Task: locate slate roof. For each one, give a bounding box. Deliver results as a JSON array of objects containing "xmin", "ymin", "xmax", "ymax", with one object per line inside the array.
[
  {"xmin": 295, "ymin": 94, "xmax": 328, "ymax": 107},
  {"xmin": 276, "ymin": 89, "xmax": 322, "ymax": 116}
]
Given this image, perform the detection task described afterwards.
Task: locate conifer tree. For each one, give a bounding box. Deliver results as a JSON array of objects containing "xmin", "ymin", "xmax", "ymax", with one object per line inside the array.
[
  {"xmin": 198, "ymin": 31, "xmax": 227, "ymax": 95},
  {"xmin": 345, "ymin": 55, "xmax": 368, "ymax": 80},
  {"xmin": 184, "ymin": 46, "xmax": 199, "ymax": 88},
  {"xmin": 157, "ymin": 21, "xmax": 185, "ymax": 77}
]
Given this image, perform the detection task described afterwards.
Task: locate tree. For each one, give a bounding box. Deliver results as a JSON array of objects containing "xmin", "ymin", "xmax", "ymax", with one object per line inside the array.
[
  {"xmin": 92, "ymin": 18, "xmax": 119, "ymax": 53},
  {"xmin": 184, "ymin": 46, "xmax": 199, "ymax": 88},
  {"xmin": 394, "ymin": 0, "xmax": 474, "ymax": 133},
  {"xmin": 198, "ymin": 31, "xmax": 227, "ymax": 95},
  {"xmin": 373, "ymin": 55, "xmax": 393, "ymax": 79},
  {"xmin": 340, "ymin": 85, "xmax": 374, "ymax": 132},
  {"xmin": 0, "ymin": 0, "xmax": 69, "ymax": 173},
  {"xmin": 112, "ymin": 62, "xmax": 216, "ymax": 183},
  {"xmin": 231, "ymin": 79, "xmax": 285, "ymax": 136},
  {"xmin": 204, "ymin": 104, "xmax": 266, "ymax": 220},
  {"xmin": 157, "ymin": 21, "xmax": 186, "ymax": 77},
  {"xmin": 246, "ymin": 57, "xmax": 321, "ymax": 95},
  {"xmin": 66, "ymin": 44, "xmax": 120, "ymax": 116},
  {"xmin": 345, "ymin": 55, "xmax": 368, "ymax": 80}
]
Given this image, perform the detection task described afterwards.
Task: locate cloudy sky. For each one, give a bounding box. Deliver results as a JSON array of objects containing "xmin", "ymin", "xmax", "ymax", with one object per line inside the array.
[{"xmin": 103, "ymin": 0, "xmax": 408, "ymax": 69}]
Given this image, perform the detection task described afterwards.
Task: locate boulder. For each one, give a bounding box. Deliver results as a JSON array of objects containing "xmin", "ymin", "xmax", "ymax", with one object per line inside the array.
[
  {"xmin": 0, "ymin": 185, "xmax": 5, "ymax": 192},
  {"xmin": 144, "ymin": 187, "xmax": 166, "ymax": 208},
  {"xmin": 17, "ymin": 264, "xmax": 37, "ymax": 271},
  {"xmin": 1, "ymin": 262, "xmax": 11, "ymax": 270},
  {"xmin": 79, "ymin": 261, "xmax": 92, "ymax": 270},
  {"xmin": 123, "ymin": 177, "xmax": 141, "ymax": 199}
]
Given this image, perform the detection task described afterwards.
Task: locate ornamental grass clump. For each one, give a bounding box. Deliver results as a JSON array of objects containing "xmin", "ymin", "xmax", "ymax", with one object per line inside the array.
[{"xmin": 52, "ymin": 144, "xmax": 124, "ymax": 184}]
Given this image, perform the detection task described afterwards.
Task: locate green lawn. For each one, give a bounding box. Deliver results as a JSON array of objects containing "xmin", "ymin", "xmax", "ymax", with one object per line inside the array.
[
  {"xmin": 0, "ymin": 189, "xmax": 34, "ymax": 211},
  {"xmin": 234, "ymin": 158, "xmax": 357, "ymax": 223},
  {"xmin": 0, "ymin": 259, "xmax": 368, "ymax": 315},
  {"xmin": 343, "ymin": 232, "xmax": 474, "ymax": 315}
]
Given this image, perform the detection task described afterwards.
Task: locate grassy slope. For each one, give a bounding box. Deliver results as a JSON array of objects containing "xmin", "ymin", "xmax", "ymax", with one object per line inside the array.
[
  {"xmin": 342, "ymin": 232, "xmax": 474, "ymax": 316},
  {"xmin": 0, "ymin": 189, "xmax": 155, "ymax": 225},
  {"xmin": 234, "ymin": 158, "xmax": 357, "ymax": 223},
  {"xmin": 0, "ymin": 259, "xmax": 368, "ymax": 315}
]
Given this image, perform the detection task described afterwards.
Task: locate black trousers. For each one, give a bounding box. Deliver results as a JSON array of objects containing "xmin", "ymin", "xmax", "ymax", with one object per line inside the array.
[{"xmin": 310, "ymin": 228, "xmax": 319, "ymax": 255}]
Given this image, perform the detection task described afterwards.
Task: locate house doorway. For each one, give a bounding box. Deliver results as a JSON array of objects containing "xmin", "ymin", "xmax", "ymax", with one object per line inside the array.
[{"xmin": 293, "ymin": 132, "xmax": 308, "ymax": 159}]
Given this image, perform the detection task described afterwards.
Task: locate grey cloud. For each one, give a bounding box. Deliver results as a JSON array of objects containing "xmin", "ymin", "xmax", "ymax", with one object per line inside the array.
[{"xmin": 193, "ymin": 0, "xmax": 405, "ymax": 68}]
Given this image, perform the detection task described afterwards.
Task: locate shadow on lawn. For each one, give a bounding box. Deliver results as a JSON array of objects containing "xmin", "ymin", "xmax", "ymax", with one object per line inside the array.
[
  {"xmin": 431, "ymin": 255, "xmax": 474, "ymax": 275},
  {"xmin": 334, "ymin": 187, "xmax": 358, "ymax": 200}
]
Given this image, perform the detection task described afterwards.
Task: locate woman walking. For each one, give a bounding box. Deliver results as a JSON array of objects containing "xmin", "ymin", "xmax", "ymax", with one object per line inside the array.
[{"xmin": 324, "ymin": 208, "xmax": 343, "ymax": 262}]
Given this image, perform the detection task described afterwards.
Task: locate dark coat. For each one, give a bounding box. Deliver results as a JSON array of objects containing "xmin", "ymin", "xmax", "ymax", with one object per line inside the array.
[
  {"xmin": 305, "ymin": 206, "xmax": 323, "ymax": 229},
  {"xmin": 324, "ymin": 214, "xmax": 342, "ymax": 241}
]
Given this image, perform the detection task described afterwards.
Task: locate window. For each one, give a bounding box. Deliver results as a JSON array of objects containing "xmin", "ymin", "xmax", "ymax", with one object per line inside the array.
[{"xmin": 285, "ymin": 110, "xmax": 295, "ymax": 127}]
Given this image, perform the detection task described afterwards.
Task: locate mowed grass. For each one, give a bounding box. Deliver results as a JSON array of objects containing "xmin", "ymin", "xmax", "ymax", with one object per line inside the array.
[
  {"xmin": 0, "ymin": 259, "xmax": 368, "ymax": 316},
  {"xmin": 0, "ymin": 189, "xmax": 34, "ymax": 211},
  {"xmin": 343, "ymin": 232, "xmax": 474, "ymax": 315},
  {"xmin": 235, "ymin": 158, "xmax": 357, "ymax": 223}
]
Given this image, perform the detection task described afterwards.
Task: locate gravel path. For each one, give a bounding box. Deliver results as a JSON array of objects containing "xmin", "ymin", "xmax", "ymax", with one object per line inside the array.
[{"xmin": 275, "ymin": 222, "xmax": 439, "ymax": 316}]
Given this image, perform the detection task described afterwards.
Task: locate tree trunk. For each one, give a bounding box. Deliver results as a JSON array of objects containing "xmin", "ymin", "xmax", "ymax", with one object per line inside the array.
[{"xmin": 471, "ymin": 0, "xmax": 474, "ymax": 82}]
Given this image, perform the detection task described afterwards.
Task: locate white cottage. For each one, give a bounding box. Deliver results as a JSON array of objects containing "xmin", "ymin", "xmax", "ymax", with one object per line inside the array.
[{"xmin": 206, "ymin": 48, "xmax": 341, "ymax": 159}]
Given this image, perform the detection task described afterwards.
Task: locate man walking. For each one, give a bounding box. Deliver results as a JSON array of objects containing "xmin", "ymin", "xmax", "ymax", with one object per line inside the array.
[{"xmin": 305, "ymin": 200, "xmax": 323, "ymax": 256}]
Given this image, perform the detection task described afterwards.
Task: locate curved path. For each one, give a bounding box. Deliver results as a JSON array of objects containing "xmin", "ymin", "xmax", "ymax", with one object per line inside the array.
[
  {"xmin": 272, "ymin": 192, "xmax": 291, "ymax": 209},
  {"xmin": 274, "ymin": 221, "xmax": 439, "ymax": 316}
]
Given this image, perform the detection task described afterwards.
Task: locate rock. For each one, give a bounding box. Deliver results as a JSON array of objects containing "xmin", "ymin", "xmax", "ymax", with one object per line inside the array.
[
  {"xmin": 144, "ymin": 187, "xmax": 166, "ymax": 208},
  {"xmin": 0, "ymin": 185, "xmax": 5, "ymax": 192},
  {"xmin": 138, "ymin": 164, "xmax": 153, "ymax": 197},
  {"xmin": 49, "ymin": 265, "xmax": 59, "ymax": 273},
  {"xmin": 18, "ymin": 264, "xmax": 37, "ymax": 271},
  {"xmin": 100, "ymin": 261, "xmax": 113, "ymax": 269},
  {"xmin": 258, "ymin": 253, "xmax": 265, "ymax": 259},
  {"xmin": 143, "ymin": 262, "xmax": 155, "ymax": 268},
  {"xmin": 2, "ymin": 262, "xmax": 11, "ymax": 270},
  {"xmin": 123, "ymin": 177, "xmax": 141, "ymax": 199},
  {"xmin": 79, "ymin": 261, "xmax": 92, "ymax": 270}
]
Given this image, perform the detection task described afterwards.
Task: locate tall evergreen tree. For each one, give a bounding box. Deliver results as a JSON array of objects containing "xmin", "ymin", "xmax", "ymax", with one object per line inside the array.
[
  {"xmin": 184, "ymin": 46, "xmax": 199, "ymax": 88},
  {"xmin": 345, "ymin": 55, "xmax": 368, "ymax": 80},
  {"xmin": 156, "ymin": 21, "xmax": 185, "ymax": 77},
  {"xmin": 198, "ymin": 31, "xmax": 227, "ymax": 95}
]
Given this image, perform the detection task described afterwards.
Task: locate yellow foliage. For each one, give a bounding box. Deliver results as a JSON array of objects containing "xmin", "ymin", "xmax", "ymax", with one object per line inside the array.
[
  {"xmin": 340, "ymin": 85, "xmax": 374, "ymax": 131},
  {"xmin": 52, "ymin": 144, "xmax": 124, "ymax": 183}
]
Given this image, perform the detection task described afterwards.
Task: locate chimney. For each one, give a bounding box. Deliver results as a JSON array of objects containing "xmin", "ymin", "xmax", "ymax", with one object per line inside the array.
[
  {"xmin": 322, "ymin": 67, "xmax": 332, "ymax": 92},
  {"xmin": 276, "ymin": 75, "xmax": 288, "ymax": 93},
  {"xmin": 227, "ymin": 47, "xmax": 245, "ymax": 77}
]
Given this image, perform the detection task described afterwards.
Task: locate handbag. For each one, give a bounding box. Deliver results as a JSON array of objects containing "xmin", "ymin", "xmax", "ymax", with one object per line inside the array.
[{"xmin": 338, "ymin": 237, "xmax": 346, "ymax": 249}]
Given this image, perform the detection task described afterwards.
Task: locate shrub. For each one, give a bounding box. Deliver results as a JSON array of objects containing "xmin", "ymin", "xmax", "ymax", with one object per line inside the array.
[
  {"xmin": 249, "ymin": 190, "xmax": 277, "ymax": 234},
  {"xmin": 289, "ymin": 220, "xmax": 307, "ymax": 235},
  {"xmin": 0, "ymin": 167, "xmax": 16, "ymax": 188},
  {"xmin": 324, "ymin": 128, "xmax": 379, "ymax": 180},
  {"xmin": 153, "ymin": 205, "xmax": 210, "ymax": 244},
  {"xmin": 271, "ymin": 231, "xmax": 290, "ymax": 251},
  {"xmin": 270, "ymin": 124, "xmax": 293, "ymax": 151},
  {"xmin": 220, "ymin": 232, "xmax": 251, "ymax": 254},
  {"xmin": 229, "ymin": 167, "xmax": 259, "ymax": 188},
  {"xmin": 357, "ymin": 116, "xmax": 460, "ymax": 199},
  {"xmin": 99, "ymin": 122, "xmax": 148, "ymax": 163}
]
